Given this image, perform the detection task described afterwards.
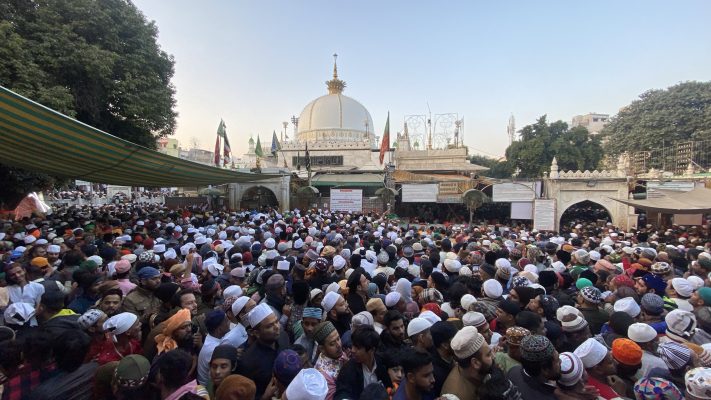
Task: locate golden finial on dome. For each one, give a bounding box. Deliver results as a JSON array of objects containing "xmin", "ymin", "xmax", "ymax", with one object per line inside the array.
[{"xmin": 326, "ymin": 52, "xmax": 346, "ymax": 95}]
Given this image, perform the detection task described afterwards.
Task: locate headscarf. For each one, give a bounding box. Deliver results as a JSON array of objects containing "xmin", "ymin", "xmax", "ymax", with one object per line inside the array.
[
  {"xmin": 395, "ymin": 278, "xmax": 412, "ymax": 302},
  {"xmin": 155, "ymin": 308, "xmax": 191, "ymax": 354}
]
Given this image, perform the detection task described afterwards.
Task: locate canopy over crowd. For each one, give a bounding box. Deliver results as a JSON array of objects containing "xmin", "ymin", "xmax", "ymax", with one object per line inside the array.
[{"xmin": 0, "ymin": 203, "xmax": 710, "ymax": 400}]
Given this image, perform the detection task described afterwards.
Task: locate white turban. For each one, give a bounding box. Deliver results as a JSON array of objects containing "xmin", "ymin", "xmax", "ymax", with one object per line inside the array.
[{"xmin": 103, "ymin": 312, "xmax": 137, "ymax": 336}]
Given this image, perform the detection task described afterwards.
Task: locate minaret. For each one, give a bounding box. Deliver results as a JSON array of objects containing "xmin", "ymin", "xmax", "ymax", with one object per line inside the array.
[
  {"xmin": 326, "ymin": 53, "xmax": 346, "ymax": 95},
  {"xmin": 398, "ymin": 122, "xmax": 411, "ymax": 151},
  {"xmin": 507, "ymin": 114, "xmax": 516, "ymax": 145}
]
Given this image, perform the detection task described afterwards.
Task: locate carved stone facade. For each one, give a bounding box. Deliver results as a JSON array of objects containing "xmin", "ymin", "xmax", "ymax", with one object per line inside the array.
[
  {"xmin": 546, "ymin": 157, "xmax": 634, "ymax": 231},
  {"xmin": 228, "ymin": 171, "xmax": 291, "ymax": 210}
]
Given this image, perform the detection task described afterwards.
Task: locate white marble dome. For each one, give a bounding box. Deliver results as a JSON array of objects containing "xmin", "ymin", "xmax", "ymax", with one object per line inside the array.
[
  {"xmin": 296, "ymin": 58, "xmax": 375, "ymax": 144},
  {"xmin": 297, "ymin": 93, "xmax": 374, "ymax": 143}
]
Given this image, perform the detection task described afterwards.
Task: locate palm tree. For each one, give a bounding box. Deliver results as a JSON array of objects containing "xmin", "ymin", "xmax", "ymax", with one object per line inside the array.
[{"xmin": 463, "ymin": 189, "xmax": 490, "ymax": 225}]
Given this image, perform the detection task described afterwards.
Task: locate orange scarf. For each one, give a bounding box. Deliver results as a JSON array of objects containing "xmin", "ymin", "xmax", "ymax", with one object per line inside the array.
[{"xmin": 155, "ymin": 308, "xmax": 191, "ymax": 354}]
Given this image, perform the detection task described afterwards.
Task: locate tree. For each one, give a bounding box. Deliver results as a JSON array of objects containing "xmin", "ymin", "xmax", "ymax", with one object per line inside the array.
[
  {"xmin": 505, "ymin": 115, "xmax": 603, "ymax": 178},
  {"xmin": 469, "ymin": 154, "xmax": 514, "ymax": 179},
  {"xmin": 0, "ymin": 0, "xmax": 177, "ymax": 206},
  {"xmin": 602, "ymin": 81, "xmax": 711, "ymax": 157}
]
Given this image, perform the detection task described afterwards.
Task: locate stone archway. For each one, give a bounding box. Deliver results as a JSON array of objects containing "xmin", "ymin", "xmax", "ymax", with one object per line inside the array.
[
  {"xmin": 559, "ymin": 200, "xmax": 613, "ymax": 230},
  {"xmin": 240, "ymin": 186, "xmax": 279, "ymax": 210}
]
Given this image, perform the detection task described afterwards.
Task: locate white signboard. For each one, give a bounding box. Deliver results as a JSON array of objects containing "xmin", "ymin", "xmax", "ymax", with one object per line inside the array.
[
  {"xmin": 492, "ymin": 182, "xmax": 538, "ymax": 202},
  {"xmin": 330, "ymin": 189, "xmax": 363, "ymax": 213},
  {"xmin": 401, "ymin": 184, "xmax": 438, "ymax": 203},
  {"xmin": 533, "ymin": 199, "xmax": 556, "ymax": 231},
  {"xmin": 510, "ymin": 202, "xmax": 533, "ymax": 220},
  {"xmin": 75, "ymin": 180, "xmax": 91, "ymax": 186},
  {"xmin": 107, "ymin": 185, "xmax": 131, "ymax": 198},
  {"xmin": 674, "ymin": 214, "xmax": 703, "ymax": 226}
]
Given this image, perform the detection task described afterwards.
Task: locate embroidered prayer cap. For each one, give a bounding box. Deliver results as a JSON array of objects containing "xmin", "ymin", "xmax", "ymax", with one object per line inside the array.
[
  {"xmin": 520, "ymin": 334, "xmax": 555, "ymax": 362},
  {"xmin": 505, "ymin": 326, "xmax": 531, "ymax": 347},
  {"xmin": 450, "ymin": 326, "xmax": 485, "ymax": 359},
  {"xmin": 641, "ymin": 293, "xmax": 665, "ymax": 315},
  {"xmin": 633, "ymin": 377, "xmax": 683, "ymax": 400},
  {"xmin": 685, "ymin": 367, "xmax": 711, "ymax": 400},
  {"xmin": 274, "ymin": 349, "xmax": 303, "ymax": 386},
  {"xmin": 580, "ymin": 286, "xmax": 602, "ymax": 304},
  {"xmin": 112, "ymin": 354, "xmax": 150, "ymax": 390},
  {"xmin": 312, "ymin": 321, "xmax": 337, "ymax": 345},
  {"xmin": 78, "ymin": 308, "xmax": 107, "ymax": 330},
  {"xmin": 462, "ymin": 311, "xmax": 487, "ymax": 328},
  {"xmin": 247, "ymin": 303, "xmax": 275, "ymax": 328}
]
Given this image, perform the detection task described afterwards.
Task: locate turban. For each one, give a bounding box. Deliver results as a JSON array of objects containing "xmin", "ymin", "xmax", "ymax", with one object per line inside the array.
[
  {"xmin": 155, "ymin": 308, "xmax": 192, "ymax": 354},
  {"xmin": 611, "ymin": 338, "xmax": 643, "ymax": 366},
  {"xmin": 103, "ymin": 312, "xmax": 138, "ymax": 337},
  {"xmin": 658, "ymin": 342, "xmax": 692, "ymax": 371}
]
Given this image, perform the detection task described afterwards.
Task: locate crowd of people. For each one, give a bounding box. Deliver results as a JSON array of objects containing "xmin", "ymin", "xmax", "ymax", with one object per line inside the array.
[{"xmin": 0, "ymin": 203, "xmax": 710, "ymax": 400}]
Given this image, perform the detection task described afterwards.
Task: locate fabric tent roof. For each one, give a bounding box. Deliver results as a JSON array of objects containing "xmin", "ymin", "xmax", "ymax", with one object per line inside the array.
[
  {"xmin": 311, "ymin": 173, "xmax": 384, "ymax": 187},
  {"xmin": 610, "ymin": 186, "xmax": 711, "ymax": 214},
  {"xmin": 0, "ymin": 86, "xmax": 277, "ymax": 186}
]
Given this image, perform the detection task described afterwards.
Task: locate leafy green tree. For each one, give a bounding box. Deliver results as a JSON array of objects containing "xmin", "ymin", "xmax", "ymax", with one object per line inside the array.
[
  {"xmin": 0, "ymin": 0, "xmax": 176, "ymax": 206},
  {"xmin": 602, "ymin": 81, "xmax": 711, "ymax": 157},
  {"xmin": 469, "ymin": 154, "xmax": 513, "ymax": 179},
  {"xmin": 505, "ymin": 116, "xmax": 603, "ymax": 178}
]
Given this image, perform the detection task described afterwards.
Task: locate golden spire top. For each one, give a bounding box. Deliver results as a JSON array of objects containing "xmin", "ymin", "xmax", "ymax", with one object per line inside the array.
[{"xmin": 326, "ymin": 52, "xmax": 346, "ymax": 94}]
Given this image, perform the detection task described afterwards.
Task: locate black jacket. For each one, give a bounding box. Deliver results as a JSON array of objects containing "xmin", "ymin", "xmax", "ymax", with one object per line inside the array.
[{"xmin": 334, "ymin": 357, "xmax": 388, "ymax": 400}]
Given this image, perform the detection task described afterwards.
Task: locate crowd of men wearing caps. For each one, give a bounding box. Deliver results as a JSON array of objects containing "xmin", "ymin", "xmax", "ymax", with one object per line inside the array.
[{"xmin": 0, "ymin": 204, "xmax": 710, "ymax": 400}]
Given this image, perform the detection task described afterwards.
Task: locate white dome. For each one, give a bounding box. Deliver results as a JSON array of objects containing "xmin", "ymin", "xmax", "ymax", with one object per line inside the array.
[{"xmin": 297, "ymin": 93, "xmax": 374, "ymax": 143}]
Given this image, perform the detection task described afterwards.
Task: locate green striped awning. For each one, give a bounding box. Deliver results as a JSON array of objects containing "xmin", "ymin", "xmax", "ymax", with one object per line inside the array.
[{"xmin": 0, "ymin": 85, "xmax": 277, "ymax": 186}]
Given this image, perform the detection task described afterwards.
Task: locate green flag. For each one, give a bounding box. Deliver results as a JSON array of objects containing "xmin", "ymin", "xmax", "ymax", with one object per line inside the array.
[{"xmin": 255, "ymin": 135, "xmax": 264, "ymax": 157}]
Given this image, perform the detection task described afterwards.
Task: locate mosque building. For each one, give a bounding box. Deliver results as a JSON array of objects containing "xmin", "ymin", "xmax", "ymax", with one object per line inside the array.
[{"xmin": 236, "ymin": 57, "xmax": 486, "ymax": 213}]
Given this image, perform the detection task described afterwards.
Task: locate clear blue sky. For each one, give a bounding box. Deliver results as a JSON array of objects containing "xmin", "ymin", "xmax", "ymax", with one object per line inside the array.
[{"xmin": 133, "ymin": 0, "xmax": 711, "ymax": 158}]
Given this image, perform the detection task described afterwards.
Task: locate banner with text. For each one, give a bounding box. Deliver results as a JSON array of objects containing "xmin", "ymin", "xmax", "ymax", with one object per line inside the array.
[
  {"xmin": 533, "ymin": 199, "xmax": 556, "ymax": 231},
  {"xmin": 330, "ymin": 189, "xmax": 363, "ymax": 213},
  {"xmin": 401, "ymin": 184, "xmax": 438, "ymax": 203}
]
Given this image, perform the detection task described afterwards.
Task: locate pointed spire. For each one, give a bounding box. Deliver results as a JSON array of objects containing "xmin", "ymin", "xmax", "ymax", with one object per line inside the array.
[
  {"xmin": 332, "ymin": 53, "xmax": 338, "ymax": 79},
  {"xmin": 326, "ymin": 53, "xmax": 346, "ymax": 94}
]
